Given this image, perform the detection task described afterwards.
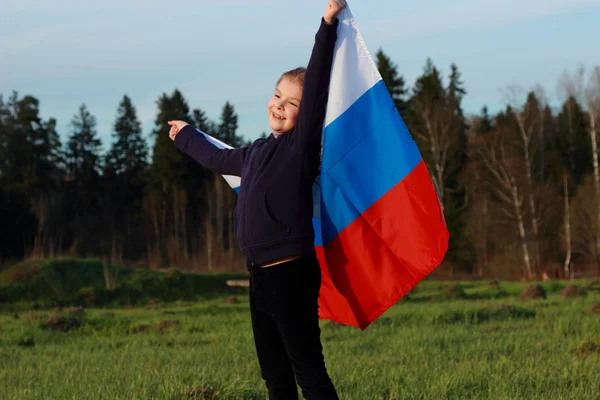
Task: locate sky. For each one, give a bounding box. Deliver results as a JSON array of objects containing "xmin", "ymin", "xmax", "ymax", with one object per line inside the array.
[{"xmin": 1, "ymin": 0, "xmax": 600, "ymax": 152}]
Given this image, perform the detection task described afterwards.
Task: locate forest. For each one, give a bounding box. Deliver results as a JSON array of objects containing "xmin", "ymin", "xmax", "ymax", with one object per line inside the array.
[{"xmin": 2, "ymin": 49, "xmax": 599, "ymax": 280}]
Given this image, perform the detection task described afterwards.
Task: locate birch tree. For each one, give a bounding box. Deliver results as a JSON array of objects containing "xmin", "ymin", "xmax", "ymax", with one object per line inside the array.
[
  {"xmin": 475, "ymin": 132, "xmax": 533, "ymax": 277},
  {"xmin": 501, "ymin": 86, "xmax": 543, "ymax": 271},
  {"xmin": 558, "ymin": 66, "xmax": 597, "ymax": 274}
]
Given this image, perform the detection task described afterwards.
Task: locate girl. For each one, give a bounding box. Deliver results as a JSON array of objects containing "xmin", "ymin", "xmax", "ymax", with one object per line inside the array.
[{"xmin": 168, "ymin": 1, "xmax": 346, "ymax": 398}]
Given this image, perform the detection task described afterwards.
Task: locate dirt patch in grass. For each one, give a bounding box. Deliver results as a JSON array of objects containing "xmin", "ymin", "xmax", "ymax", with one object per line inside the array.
[
  {"xmin": 2, "ymin": 262, "xmax": 41, "ymax": 284},
  {"xmin": 128, "ymin": 324, "xmax": 151, "ymax": 334},
  {"xmin": 187, "ymin": 385, "xmax": 221, "ymax": 399},
  {"xmin": 586, "ymin": 280, "xmax": 600, "ymax": 293},
  {"xmin": 127, "ymin": 320, "xmax": 182, "ymax": 334},
  {"xmin": 440, "ymin": 283, "xmax": 468, "ymax": 300},
  {"xmin": 63, "ymin": 306, "xmax": 85, "ymax": 319},
  {"xmin": 487, "ymin": 280, "xmax": 502, "ymax": 289},
  {"xmin": 520, "ymin": 284, "xmax": 547, "ymax": 300},
  {"xmin": 577, "ymin": 340, "xmax": 599, "ymax": 357},
  {"xmin": 43, "ymin": 315, "xmax": 82, "ymax": 332},
  {"xmin": 158, "ymin": 320, "xmax": 180, "ymax": 332},
  {"xmin": 560, "ymin": 284, "xmax": 587, "ymax": 298},
  {"xmin": 79, "ymin": 287, "xmax": 97, "ymax": 306},
  {"xmin": 25, "ymin": 313, "xmax": 48, "ymax": 322},
  {"xmin": 146, "ymin": 299, "xmax": 159, "ymax": 309},
  {"xmin": 590, "ymin": 302, "xmax": 600, "ymax": 314},
  {"xmin": 224, "ymin": 296, "xmax": 239, "ymax": 304},
  {"xmin": 586, "ymin": 279, "xmax": 599, "ymax": 288}
]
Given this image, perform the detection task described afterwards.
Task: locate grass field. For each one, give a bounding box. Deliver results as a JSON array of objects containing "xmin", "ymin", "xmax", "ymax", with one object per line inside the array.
[{"xmin": 1, "ymin": 260, "xmax": 599, "ymax": 399}]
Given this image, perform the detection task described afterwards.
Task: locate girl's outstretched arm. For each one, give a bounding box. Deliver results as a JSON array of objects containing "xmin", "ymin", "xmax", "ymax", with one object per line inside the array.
[
  {"xmin": 287, "ymin": 0, "xmax": 345, "ymax": 154},
  {"xmin": 169, "ymin": 121, "xmax": 248, "ymax": 177}
]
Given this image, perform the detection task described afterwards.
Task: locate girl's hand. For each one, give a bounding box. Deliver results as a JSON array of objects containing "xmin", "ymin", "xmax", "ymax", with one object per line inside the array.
[
  {"xmin": 168, "ymin": 120, "xmax": 189, "ymax": 141},
  {"xmin": 323, "ymin": 0, "xmax": 346, "ymax": 24}
]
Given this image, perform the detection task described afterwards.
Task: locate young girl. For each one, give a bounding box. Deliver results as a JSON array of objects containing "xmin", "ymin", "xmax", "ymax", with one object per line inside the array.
[{"xmin": 168, "ymin": 1, "xmax": 345, "ymax": 398}]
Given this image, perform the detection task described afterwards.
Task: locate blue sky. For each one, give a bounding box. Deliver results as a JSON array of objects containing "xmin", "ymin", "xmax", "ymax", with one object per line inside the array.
[{"xmin": 1, "ymin": 0, "xmax": 599, "ymax": 151}]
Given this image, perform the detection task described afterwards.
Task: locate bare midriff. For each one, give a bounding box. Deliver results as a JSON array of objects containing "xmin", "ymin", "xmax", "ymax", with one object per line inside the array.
[{"xmin": 258, "ymin": 255, "xmax": 303, "ymax": 268}]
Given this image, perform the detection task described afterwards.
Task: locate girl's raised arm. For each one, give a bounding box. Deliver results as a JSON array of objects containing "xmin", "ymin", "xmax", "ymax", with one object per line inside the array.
[{"xmin": 286, "ymin": 0, "xmax": 345, "ymax": 154}]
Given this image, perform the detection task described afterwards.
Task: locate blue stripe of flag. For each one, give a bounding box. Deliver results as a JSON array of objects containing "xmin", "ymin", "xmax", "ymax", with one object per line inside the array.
[{"xmin": 320, "ymin": 80, "xmax": 422, "ymax": 245}]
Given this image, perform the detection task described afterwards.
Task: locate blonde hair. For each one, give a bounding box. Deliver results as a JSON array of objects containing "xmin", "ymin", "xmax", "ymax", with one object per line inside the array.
[{"xmin": 277, "ymin": 67, "xmax": 306, "ymax": 87}]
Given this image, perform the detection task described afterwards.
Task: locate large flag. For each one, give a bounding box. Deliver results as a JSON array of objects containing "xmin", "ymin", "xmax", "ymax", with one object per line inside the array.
[{"xmin": 194, "ymin": 6, "xmax": 449, "ymax": 329}]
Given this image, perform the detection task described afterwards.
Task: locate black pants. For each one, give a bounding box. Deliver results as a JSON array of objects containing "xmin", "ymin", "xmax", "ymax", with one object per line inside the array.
[{"xmin": 249, "ymin": 255, "xmax": 338, "ymax": 400}]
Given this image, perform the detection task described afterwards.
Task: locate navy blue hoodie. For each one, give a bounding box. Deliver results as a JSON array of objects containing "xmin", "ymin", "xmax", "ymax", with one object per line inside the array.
[{"xmin": 174, "ymin": 18, "xmax": 338, "ymax": 267}]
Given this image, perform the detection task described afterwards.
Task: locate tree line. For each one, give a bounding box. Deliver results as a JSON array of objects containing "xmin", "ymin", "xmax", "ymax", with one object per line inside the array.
[{"xmin": 1, "ymin": 50, "xmax": 599, "ymax": 279}]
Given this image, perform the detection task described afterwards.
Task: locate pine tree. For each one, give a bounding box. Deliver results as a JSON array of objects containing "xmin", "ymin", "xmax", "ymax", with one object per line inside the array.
[
  {"xmin": 476, "ymin": 106, "xmax": 495, "ymax": 135},
  {"xmin": 65, "ymin": 104, "xmax": 102, "ymax": 179},
  {"xmin": 0, "ymin": 92, "xmax": 63, "ymax": 258},
  {"xmin": 447, "ymin": 64, "xmax": 466, "ymax": 108},
  {"xmin": 409, "ymin": 58, "xmax": 450, "ymax": 203},
  {"xmin": 217, "ymin": 102, "xmax": 243, "ymax": 147},
  {"xmin": 0, "ymin": 92, "xmax": 63, "ymax": 193},
  {"xmin": 192, "ymin": 108, "xmax": 212, "ymax": 134},
  {"xmin": 538, "ymin": 105, "xmax": 555, "ymax": 185},
  {"xmin": 149, "ymin": 89, "xmax": 214, "ymax": 266},
  {"xmin": 375, "ymin": 48, "xmax": 408, "ymax": 116},
  {"xmin": 151, "ymin": 90, "xmax": 197, "ymax": 186},
  {"xmin": 446, "ymin": 63, "xmax": 469, "ymax": 168},
  {"xmin": 105, "ymin": 95, "xmax": 147, "ymax": 176},
  {"xmin": 550, "ymin": 97, "xmax": 589, "ymax": 274},
  {"xmin": 554, "ymin": 96, "xmax": 591, "ymax": 186},
  {"xmin": 103, "ymin": 95, "xmax": 149, "ymax": 260},
  {"xmin": 62, "ymin": 104, "xmax": 103, "ymax": 256},
  {"xmin": 408, "ymin": 59, "xmax": 472, "ymax": 270}
]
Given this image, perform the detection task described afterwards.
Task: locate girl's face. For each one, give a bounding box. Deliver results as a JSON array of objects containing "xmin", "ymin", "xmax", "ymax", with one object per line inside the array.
[{"xmin": 267, "ymin": 77, "xmax": 303, "ymax": 136}]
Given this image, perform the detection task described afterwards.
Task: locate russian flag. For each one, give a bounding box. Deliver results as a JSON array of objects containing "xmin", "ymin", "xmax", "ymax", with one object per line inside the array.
[{"xmin": 197, "ymin": 6, "xmax": 449, "ymax": 329}]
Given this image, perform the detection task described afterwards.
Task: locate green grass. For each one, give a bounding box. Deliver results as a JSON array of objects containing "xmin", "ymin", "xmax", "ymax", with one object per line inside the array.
[
  {"xmin": 1, "ymin": 260, "xmax": 599, "ymax": 399},
  {"xmin": 0, "ymin": 258, "xmax": 247, "ymax": 311}
]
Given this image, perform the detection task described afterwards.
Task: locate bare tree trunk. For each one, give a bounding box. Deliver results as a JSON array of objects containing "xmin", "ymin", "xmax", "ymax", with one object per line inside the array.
[
  {"xmin": 159, "ymin": 196, "xmax": 168, "ymax": 267},
  {"xmin": 423, "ymin": 116, "xmax": 451, "ymax": 210},
  {"xmin": 33, "ymin": 196, "xmax": 44, "ymax": 259},
  {"xmin": 215, "ymin": 176, "xmax": 225, "ymax": 253},
  {"xmin": 539, "ymin": 110, "xmax": 546, "ymax": 185},
  {"xmin": 181, "ymin": 189, "xmax": 188, "ymax": 261},
  {"xmin": 151, "ymin": 197, "xmax": 160, "ymax": 265},
  {"xmin": 126, "ymin": 217, "xmax": 132, "ymax": 261},
  {"xmin": 478, "ymin": 135, "xmax": 532, "ymax": 279},
  {"xmin": 510, "ymin": 179, "xmax": 532, "ymax": 278},
  {"xmin": 172, "ymin": 187, "xmax": 188, "ymax": 262},
  {"xmin": 480, "ymin": 197, "xmax": 489, "ymax": 277},
  {"xmin": 202, "ymin": 179, "xmax": 217, "ymax": 272},
  {"xmin": 588, "ymin": 67, "xmax": 600, "ymax": 277},
  {"xmin": 411, "ymin": 104, "xmax": 456, "ymax": 214},
  {"xmin": 228, "ymin": 207, "xmax": 235, "ymax": 271},
  {"xmin": 103, "ymin": 254, "xmax": 119, "ymax": 291},
  {"xmin": 563, "ymin": 173, "xmax": 572, "ymax": 279},
  {"xmin": 586, "ymin": 111, "xmax": 600, "ymax": 278},
  {"xmin": 173, "ymin": 189, "xmax": 180, "ymax": 262},
  {"xmin": 205, "ymin": 193, "xmax": 214, "ymax": 272},
  {"xmin": 32, "ymin": 194, "xmax": 50, "ymax": 260},
  {"xmin": 146, "ymin": 194, "xmax": 165, "ymax": 268},
  {"xmin": 514, "ymin": 112, "xmax": 541, "ymax": 273}
]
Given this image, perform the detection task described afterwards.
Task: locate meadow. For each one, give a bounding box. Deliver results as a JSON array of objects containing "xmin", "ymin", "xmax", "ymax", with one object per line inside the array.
[{"xmin": 1, "ymin": 259, "xmax": 599, "ymax": 399}]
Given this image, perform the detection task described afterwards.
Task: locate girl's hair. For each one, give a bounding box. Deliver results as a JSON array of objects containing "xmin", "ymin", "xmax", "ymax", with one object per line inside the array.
[{"xmin": 277, "ymin": 67, "xmax": 306, "ymax": 87}]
